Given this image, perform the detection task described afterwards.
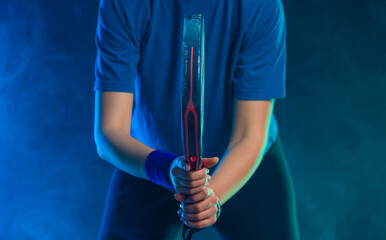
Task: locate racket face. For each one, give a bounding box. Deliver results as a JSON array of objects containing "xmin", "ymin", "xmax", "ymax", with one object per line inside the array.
[{"xmin": 180, "ymin": 14, "xmax": 205, "ymax": 171}]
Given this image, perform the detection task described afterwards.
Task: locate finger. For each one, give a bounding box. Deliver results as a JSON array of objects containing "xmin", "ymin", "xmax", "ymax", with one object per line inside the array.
[
  {"xmin": 184, "ymin": 187, "xmax": 211, "ymax": 203},
  {"xmin": 175, "ymin": 156, "xmax": 191, "ymax": 171},
  {"xmin": 201, "ymin": 157, "xmax": 219, "ymax": 169},
  {"xmin": 180, "ymin": 215, "xmax": 217, "ymax": 229},
  {"xmin": 174, "ymin": 167, "xmax": 208, "ymax": 181},
  {"xmin": 186, "ymin": 168, "xmax": 209, "ymax": 181},
  {"xmin": 178, "ymin": 205, "xmax": 216, "ymax": 222},
  {"xmin": 171, "ymin": 167, "xmax": 189, "ymax": 180},
  {"xmin": 179, "ymin": 174, "xmax": 210, "ymax": 188},
  {"xmin": 174, "ymin": 193, "xmax": 186, "ymax": 202},
  {"xmin": 177, "ymin": 184, "xmax": 208, "ymax": 195},
  {"xmin": 180, "ymin": 189, "xmax": 216, "ymax": 213},
  {"xmin": 171, "ymin": 164, "xmax": 194, "ymax": 181}
]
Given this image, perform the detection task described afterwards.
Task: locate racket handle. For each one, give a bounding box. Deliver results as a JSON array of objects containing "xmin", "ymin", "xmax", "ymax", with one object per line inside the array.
[{"xmin": 182, "ymin": 224, "xmax": 202, "ymax": 240}]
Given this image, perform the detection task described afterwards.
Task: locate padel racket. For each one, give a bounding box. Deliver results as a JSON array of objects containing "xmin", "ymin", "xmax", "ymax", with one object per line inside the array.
[{"xmin": 180, "ymin": 13, "xmax": 205, "ymax": 240}]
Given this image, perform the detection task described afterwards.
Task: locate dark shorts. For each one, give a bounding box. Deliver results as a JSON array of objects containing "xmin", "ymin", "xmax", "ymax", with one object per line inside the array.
[{"xmin": 97, "ymin": 134, "xmax": 300, "ymax": 240}]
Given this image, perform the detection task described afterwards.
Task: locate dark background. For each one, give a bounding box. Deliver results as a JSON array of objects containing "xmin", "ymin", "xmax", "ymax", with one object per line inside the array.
[{"xmin": 1, "ymin": 0, "xmax": 385, "ymax": 239}]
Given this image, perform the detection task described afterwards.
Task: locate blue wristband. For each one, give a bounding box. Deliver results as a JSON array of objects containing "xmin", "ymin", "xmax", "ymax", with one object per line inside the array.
[{"xmin": 145, "ymin": 149, "xmax": 178, "ymax": 192}]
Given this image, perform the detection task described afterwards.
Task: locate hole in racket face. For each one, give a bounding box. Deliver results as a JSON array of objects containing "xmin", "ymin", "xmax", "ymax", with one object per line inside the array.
[
  {"xmin": 189, "ymin": 155, "xmax": 197, "ymax": 167},
  {"xmin": 184, "ymin": 105, "xmax": 199, "ymax": 170}
]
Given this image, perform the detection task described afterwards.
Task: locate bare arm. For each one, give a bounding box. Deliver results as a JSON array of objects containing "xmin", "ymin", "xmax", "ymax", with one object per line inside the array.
[
  {"xmin": 209, "ymin": 99, "xmax": 275, "ymax": 206},
  {"xmin": 94, "ymin": 91, "xmax": 154, "ymax": 180}
]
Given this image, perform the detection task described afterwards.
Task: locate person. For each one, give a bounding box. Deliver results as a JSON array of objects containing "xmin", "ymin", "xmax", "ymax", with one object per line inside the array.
[{"xmin": 93, "ymin": 0, "xmax": 300, "ymax": 239}]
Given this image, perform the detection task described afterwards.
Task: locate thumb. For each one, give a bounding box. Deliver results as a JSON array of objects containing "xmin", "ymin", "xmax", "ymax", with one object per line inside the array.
[
  {"xmin": 202, "ymin": 157, "xmax": 219, "ymax": 169},
  {"xmin": 176, "ymin": 156, "xmax": 191, "ymax": 171}
]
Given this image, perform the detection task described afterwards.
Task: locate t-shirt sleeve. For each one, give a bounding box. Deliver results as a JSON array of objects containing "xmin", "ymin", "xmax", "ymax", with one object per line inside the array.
[
  {"xmin": 93, "ymin": 0, "xmax": 141, "ymax": 93},
  {"xmin": 233, "ymin": 0, "xmax": 287, "ymax": 100}
]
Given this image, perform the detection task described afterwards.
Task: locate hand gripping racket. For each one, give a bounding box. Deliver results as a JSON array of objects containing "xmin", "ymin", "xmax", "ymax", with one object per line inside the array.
[{"xmin": 180, "ymin": 13, "xmax": 205, "ymax": 240}]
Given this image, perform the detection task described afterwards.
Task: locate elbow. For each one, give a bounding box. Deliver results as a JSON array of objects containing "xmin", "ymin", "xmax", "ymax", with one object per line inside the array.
[
  {"xmin": 94, "ymin": 129, "xmax": 107, "ymax": 160},
  {"xmin": 95, "ymin": 142, "xmax": 105, "ymax": 160}
]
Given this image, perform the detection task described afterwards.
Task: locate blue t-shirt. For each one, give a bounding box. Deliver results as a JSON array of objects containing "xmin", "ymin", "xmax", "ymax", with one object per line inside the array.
[{"xmin": 94, "ymin": 0, "xmax": 286, "ymax": 161}]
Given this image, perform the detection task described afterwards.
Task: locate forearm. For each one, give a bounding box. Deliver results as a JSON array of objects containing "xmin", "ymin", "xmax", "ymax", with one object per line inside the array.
[
  {"xmin": 209, "ymin": 136, "xmax": 267, "ymax": 206},
  {"xmin": 95, "ymin": 127, "xmax": 154, "ymax": 180}
]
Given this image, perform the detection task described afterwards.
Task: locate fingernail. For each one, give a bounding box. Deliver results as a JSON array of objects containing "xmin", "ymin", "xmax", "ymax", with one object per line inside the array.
[
  {"xmin": 179, "ymin": 203, "xmax": 183, "ymax": 208},
  {"xmin": 204, "ymin": 181, "xmax": 209, "ymax": 187},
  {"xmin": 206, "ymin": 169, "xmax": 209, "ymax": 174},
  {"xmin": 206, "ymin": 175, "xmax": 211, "ymax": 181}
]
